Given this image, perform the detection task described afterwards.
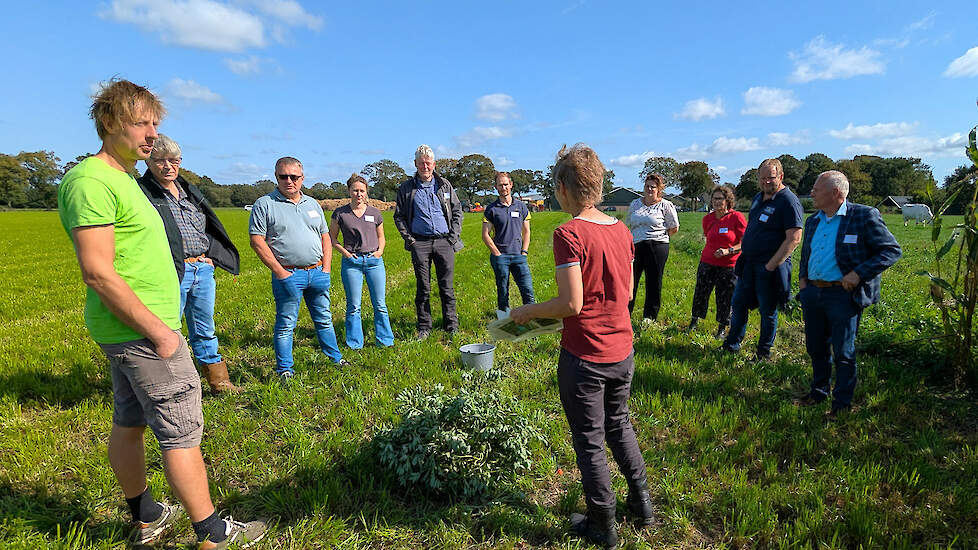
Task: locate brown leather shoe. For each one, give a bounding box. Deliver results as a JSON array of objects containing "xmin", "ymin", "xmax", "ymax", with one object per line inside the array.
[{"xmin": 202, "ymin": 361, "xmax": 242, "ymax": 394}]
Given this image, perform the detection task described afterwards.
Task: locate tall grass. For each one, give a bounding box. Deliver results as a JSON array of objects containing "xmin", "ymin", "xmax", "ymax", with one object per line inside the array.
[{"xmin": 0, "ymin": 209, "xmax": 974, "ymax": 549}]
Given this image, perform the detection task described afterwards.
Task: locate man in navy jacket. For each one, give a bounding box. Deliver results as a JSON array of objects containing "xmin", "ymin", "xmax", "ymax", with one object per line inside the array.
[{"xmin": 796, "ymin": 170, "xmax": 902, "ymax": 417}]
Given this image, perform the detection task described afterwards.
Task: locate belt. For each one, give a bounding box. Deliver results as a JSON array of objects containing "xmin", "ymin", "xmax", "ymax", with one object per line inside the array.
[
  {"xmin": 352, "ymin": 251, "xmax": 377, "ymax": 257},
  {"xmin": 809, "ymin": 280, "xmax": 842, "ymax": 288},
  {"xmin": 184, "ymin": 254, "xmax": 207, "ymax": 263},
  {"xmin": 281, "ymin": 260, "xmax": 323, "ymax": 270},
  {"xmin": 414, "ymin": 234, "xmax": 449, "ymax": 241}
]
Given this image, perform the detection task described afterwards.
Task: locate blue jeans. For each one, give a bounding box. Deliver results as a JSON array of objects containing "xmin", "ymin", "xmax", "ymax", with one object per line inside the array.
[
  {"xmin": 179, "ymin": 261, "xmax": 221, "ymax": 365},
  {"xmin": 488, "ymin": 253, "xmax": 535, "ymax": 311},
  {"xmin": 271, "ymin": 268, "xmax": 342, "ymax": 374},
  {"xmin": 799, "ymin": 285, "xmax": 861, "ymax": 408},
  {"xmin": 724, "ymin": 262, "xmax": 779, "ymax": 355},
  {"xmin": 340, "ymin": 254, "xmax": 394, "ymax": 348}
]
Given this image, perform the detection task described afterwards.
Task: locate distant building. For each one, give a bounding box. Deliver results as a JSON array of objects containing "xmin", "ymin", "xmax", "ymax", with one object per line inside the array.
[
  {"xmin": 874, "ymin": 195, "xmax": 913, "ymax": 213},
  {"xmin": 600, "ymin": 187, "xmax": 642, "ymax": 212}
]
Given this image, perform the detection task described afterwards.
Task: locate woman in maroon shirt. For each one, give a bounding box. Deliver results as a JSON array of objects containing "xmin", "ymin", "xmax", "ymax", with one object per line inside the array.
[
  {"xmin": 511, "ymin": 144, "xmax": 653, "ymax": 549},
  {"xmin": 687, "ymin": 185, "xmax": 746, "ymax": 337}
]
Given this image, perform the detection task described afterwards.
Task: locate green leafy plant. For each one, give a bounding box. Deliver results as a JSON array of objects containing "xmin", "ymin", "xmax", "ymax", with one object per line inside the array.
[
  {"xmin": 374, "ymin": 381, "xmax": 545, "ymax": 500},
  {"xmin": 919, "ymin": 124, "xmax": 978, "ymax": 385}
]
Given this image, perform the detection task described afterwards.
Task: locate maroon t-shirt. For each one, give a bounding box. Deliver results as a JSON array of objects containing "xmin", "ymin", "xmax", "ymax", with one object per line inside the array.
[
  {"xmin": 331, "ymin": 204, "xmax": 383, "ymax": 254},
  {"xmin": 553, "ymin": 217, "xmax": 634, "ymax": 363},
  {"xmin": 700, "ymin": 210, "xmax": 747, "ymax": 267}
]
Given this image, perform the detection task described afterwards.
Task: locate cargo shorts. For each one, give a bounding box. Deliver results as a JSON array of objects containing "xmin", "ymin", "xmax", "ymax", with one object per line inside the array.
[{"xmin": 99, "ymin": 332, "xmax": 204, "ymax": 450}]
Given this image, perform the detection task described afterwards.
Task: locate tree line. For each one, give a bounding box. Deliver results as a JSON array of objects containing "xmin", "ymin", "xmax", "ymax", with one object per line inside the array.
[{"xmin": 1, "ymin": 149, "xmax": 974, "ymax": 214}]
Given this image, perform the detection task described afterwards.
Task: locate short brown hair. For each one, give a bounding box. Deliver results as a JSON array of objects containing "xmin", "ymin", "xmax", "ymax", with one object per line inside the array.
[
  {"xmin": 710, "ymin": 184, "xmax": 736, "ymax": 210},
  {"xmin": 644, "ymin": 173, "xmax": 666, "ymax": 189},
  {"xmin": 90, "ymin": 78, "xmax": 165, "ymax": 140},
  {"xmin": 495, "ymin": 171, "xmax": 511, "ymax": 184},
  {"xmin": 553, "ymin": 144, "xmax": 605, "ymax": 206},
  {"xmin": 275, "ymin": 156, "xmax": 303, "ymax": 174},
  {"xmin": 758, "ymin": 158, "xmax": 783, "ymax": 176},
  {"xmin": 347, "ymin": 172, "xmax": 368, "ymax": 188}
]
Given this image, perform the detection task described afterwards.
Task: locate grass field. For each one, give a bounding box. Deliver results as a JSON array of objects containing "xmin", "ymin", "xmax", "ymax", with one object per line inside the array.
[{"xmin": 1, "ymin": 208, "xmax": 976, "ymax": 549}]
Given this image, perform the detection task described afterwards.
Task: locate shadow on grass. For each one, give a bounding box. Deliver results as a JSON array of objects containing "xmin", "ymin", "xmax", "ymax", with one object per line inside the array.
[
  {"xmin": 224, "ymin": 445, "xmax": 561, "ymax": 546},
  {"xmin": 0, "ymin": 482, "xmax": 132, "ymax": 547},
  {"xmin": 0, "ymin": 362, "xmax": 110, "ymax": 407}
]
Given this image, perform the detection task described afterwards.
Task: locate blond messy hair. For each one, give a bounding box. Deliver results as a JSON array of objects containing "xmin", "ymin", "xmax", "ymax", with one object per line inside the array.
[
  {"xmin": 553, "ymin": 143, "xmax": 605, "ymax": 207},
  {"xmin": 90, "ymin": 78, "xmax": 165, "ymax": 140}
]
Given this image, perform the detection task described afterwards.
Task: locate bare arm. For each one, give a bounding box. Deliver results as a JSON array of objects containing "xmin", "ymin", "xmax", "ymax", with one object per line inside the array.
[
  {"xmin": 667, "ymin": 227, "xmax": 679, "ymax": 237},
  {"xmin": 765, "ymin": 227, "xmax": 802, "ymax": 271},
  {"xmin": 521, "ymin": 220, "xmax": 531, "ymax": 252},
  {"xmin": 374, "ymin": 222, "xmax": 386, "ymax": 258},
  {"xmin": 72, "ymin": 225, "xmax": 180, "ymax": 358},
  {"xmin": 482, "ymin": 221, "xmax": 501, "ymax": 256},
  {"xmin": 321, "ymin": 231, "xmax": 333, "ymax": 272},
  {"xmin": 250, "ymin": 234, "xmax": 291, "ymax": 279},
  {"xmin": 329, "ymin": 222, "xmax": 352, "ymax": 259},
  {"xmin": 510, "ymin": 265, "xmax": 583, "ymax": 323}
]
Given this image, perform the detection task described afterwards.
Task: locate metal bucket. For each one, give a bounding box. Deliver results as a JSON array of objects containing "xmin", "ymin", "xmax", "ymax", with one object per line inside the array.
[{"xmin": 459, "ymin": 343, "xmax": 495, "ymax": 371}]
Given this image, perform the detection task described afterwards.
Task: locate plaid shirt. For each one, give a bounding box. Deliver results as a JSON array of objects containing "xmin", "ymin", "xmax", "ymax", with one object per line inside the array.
[{"xmin": 163, "ymin": 186, "xmax": 210, "ymax": 257}]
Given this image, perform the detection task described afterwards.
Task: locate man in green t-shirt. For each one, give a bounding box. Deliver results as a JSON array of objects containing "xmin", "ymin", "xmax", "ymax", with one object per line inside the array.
[{"xmin": 58, "ymin": 79, "xmax": 265, "ymax": 549}]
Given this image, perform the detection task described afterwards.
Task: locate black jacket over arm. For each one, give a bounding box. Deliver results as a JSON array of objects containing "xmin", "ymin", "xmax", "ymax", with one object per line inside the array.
[{"xmin": 137, "ymin": 169, "xmax": 240, "ymax": 282}]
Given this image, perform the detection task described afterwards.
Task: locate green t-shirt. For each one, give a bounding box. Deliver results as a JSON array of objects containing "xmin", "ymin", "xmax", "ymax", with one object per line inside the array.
[{"xmin": 58, "ymin": 156, "xmax": 181, "ymax": 344}]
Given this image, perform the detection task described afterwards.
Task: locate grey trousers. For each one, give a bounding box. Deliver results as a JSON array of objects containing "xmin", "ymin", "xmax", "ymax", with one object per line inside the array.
[{"xmin": 410, "ymin": 237, "xmax": 458, "ymax": 331}]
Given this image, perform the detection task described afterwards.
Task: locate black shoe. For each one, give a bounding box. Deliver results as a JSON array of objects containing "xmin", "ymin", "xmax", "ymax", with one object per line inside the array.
[
  {"xmin": 826, "ymin": 405, "xmax": 851, "ymax": 420},
  {"xmin": 684, "ymin": 318, "xmax": 699, "ymax": 334},
  {"xmin": 718, "ymin": 343, "xmax": 738, "ymax": 354},
  {"xmin": 417, "ymin": 329, "xmax": 431, "ymax": 340},
  {"xmin": 794, "ymin": 392, "xmax": 827, "ymax": 407},
  {"xmin": 750, "ymin": 352, "xmax": 772, "ymax": 363},
  {"xmin": 570, "ymin": 506, "xmax": 618, "ymax": 549},
  {"xmin": 715, "ymin": 324, "xmax": 727, "ymax": 339},
  {"xmin": 626, "ymin": 484, "xmax": 655, "ymax": 528},
  {"xmin": 278, "ymin": 371, "xmax": 295, "ymax": 386}
]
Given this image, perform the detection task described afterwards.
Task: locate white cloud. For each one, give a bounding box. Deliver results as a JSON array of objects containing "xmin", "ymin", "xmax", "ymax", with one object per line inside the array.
[
  {"xmin": 907, "ymin": 12, "xmax": 936, "ymax": 32},
  {"xmin": 224, "ymin": 55, "xmax": 263, "ymax": 75},
  {"xmin": 829, "ymin": 122, "xmax": 917, "ymax": 140},
  {"xmin": 675, "ymin": 97, "xmax": 725, "ymax": 121},
  {"xmin": 99, "ymin": 0, "xmax": 322, "ymax": 53},
  {"xmin": 217, "ymin": 162, "xmax": 268, "ymax": 184},
  {"xmin": 845, "ymin": 133, "xmax": 966, "ymax": 156},
  {"xmin": 741, "ymin": 87, "xmax": 801, "ymax": 117},
  {"xmin": 944, "ymin": 46, "xmax": 978, "ymax": 77},
  {"xmin": 675, "ymin": 136, "xmax": 763, "ymax": 160},
  {"xmin": 767, "ymin": 131, "xmax": 810, "ymax": 146},
  {"xmin": 475, "ymin": 94, "xmax": 519, "ymax": 121},
  {"xmin": 495, "ymin": 156, "xmax": 514, "ymax": 167},
  {"xmin": 454, "ymin": 126, "xmax": 513, "ymax": 148},
  {"xmin": 606, "ymin": 151, "xmax": 656, "ymax": 167},
  {"xmin": 165, "ymin": 79, "xmax": 223, "ymax": 103},
  {"xmin": 789, "ymin": 36, "xmax": 885, "ymax": 83}
]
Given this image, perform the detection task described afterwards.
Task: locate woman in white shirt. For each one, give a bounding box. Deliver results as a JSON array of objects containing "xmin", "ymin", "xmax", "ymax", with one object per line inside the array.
[{"xmin": 626, "ymin": 173, "xmax": 679, "ymax": 325}]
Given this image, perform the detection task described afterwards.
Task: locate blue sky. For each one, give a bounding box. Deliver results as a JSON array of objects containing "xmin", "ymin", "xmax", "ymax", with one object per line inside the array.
[{"xmin": 2, "ymin": 1, "xmax": 976, "ymax": 190}]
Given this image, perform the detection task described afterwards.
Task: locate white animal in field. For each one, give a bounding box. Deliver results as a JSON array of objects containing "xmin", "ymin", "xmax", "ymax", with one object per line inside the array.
[{"xmin": 902, "ymin": 203, "xmax": 933, "ymax": 226}]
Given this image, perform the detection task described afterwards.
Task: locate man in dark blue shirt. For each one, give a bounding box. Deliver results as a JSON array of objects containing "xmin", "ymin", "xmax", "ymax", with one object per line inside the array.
[
  {"xmin": 393, "ymin": 145, "xmax": 464, "ymax": 339},
  {"xmin": 721, "ymin": 158, "xmax": 803, "ymax": 360},
  {"xmin": 482, "ymin": 171, "xmax": 535, "ymax": 313}
]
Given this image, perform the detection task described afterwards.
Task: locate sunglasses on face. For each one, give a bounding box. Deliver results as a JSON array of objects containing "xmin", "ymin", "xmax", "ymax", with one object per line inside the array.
[{"xmin": 276, "ymin": 174, "xmax": 302, "ymax": 182}]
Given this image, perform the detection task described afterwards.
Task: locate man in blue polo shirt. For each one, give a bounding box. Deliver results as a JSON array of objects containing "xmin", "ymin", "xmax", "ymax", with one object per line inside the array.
[
  {"xmin": 393, "ymin": 144, "xmax": 464, "ymax": 339},
  {"xmin": 721, "ymin": 158, "xmax": 803, "ymax": 360},
  {"xmin": 796, "ymin": 171, "xmax": 900, "ymax": 418},
  {"xmin": 249, "ymin": 156, "xmax": 344, "ymax": 383},
  {"xmin": 482, "ymin": 171, "xmax": 535, "ymax": 313}
]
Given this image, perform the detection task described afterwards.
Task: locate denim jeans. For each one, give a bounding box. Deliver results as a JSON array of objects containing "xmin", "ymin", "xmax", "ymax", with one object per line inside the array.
[
  {"xmin": 271, "ymin": 267, "xmax": 342, "ymax": 373},
  {"xmin": 179, "ymin": 261, "xmax": 221, "ymax": 364},
  {"xmin": 488, "ymin": 253, "xmax": 535, "ymax": 311},
  {"xmin": 724, "ymin": 262, "xmax": 780, "ymax": 355},
  {"xmin": 799, "ymin": 285, "xmax": 861, "ymax": 408},
  {"xmin": 340, "ymin": 254, "xmax": 394, "ymax": 348}
]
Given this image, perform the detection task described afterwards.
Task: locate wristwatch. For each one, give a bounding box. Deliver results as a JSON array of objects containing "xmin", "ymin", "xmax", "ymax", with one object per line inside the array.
[
  {"xmin": 728, "ymin": 247, "xmax": 734, "ymax": 255},
  {"xmin": 521, "ymin": 249, "xmax": 528, "ymax": 255}
]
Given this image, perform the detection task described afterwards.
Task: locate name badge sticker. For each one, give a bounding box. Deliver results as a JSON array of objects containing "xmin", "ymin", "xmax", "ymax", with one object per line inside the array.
[
  {"xmin": 763, "ymin": 206, "xmax": 775, "ymax": 214},
  {"xmin": 364, "ymin": 215, "xmax": 375, "ymax": 222},
  {"xmin": 843, "ymin": 234, "xmax": 858, "ymax": 244},
  {"xmin": 307, "ymin": 210, "xmax": 320, "ymax": 219},
  {"xmin": 718, "ymin": 227, "xmax": 729, "ymax": 234},
  {"xmin": 511, "ymin": 211, "xmax": 520, "ymax": 218},
  {"xmin": 443, "ymin": 192, "xmax": 450, "ymax": 200},
  {"xmin": 759, "ymin": 214, "xmax": 770, "ymax": 222}
]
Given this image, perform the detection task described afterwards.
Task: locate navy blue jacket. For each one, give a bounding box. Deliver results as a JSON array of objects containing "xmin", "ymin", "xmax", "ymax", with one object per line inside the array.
[{"xmin": 800, "ymin": 201, "xmax": 902, "ymax": 309}]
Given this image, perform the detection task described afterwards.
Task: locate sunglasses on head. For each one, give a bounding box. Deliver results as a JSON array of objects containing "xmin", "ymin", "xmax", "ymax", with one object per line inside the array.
[{"xmin": 276, "ymin": 174, "xmax": 302, "ymax": 182}]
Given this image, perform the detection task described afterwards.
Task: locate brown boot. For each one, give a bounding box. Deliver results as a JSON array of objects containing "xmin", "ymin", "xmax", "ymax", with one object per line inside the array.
[{"xmin": 202, "ymin": 361, "xmax": 242, "ymax": 394}]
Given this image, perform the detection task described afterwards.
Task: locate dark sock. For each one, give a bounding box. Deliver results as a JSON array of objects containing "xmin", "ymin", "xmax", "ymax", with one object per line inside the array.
[
  {"xmin": 192, "ymin": 511, "xmax": 228, "ymax": 543},
  {"xmin": 125, "ymin": 489, "xmax": 163, "ymax": 523}
]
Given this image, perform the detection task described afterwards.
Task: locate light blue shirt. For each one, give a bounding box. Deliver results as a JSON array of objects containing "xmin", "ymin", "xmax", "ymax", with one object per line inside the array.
[
  {"xmin": 410, "ymin": 178, "xmax": 450, "ymax": 236},
  {"xmin": 806, "ymin": 201, "xmax": 847, "ymax": 281},
  {"xmin": 248, "ymin": 189, "xmax": 328, "ymax": 266}
]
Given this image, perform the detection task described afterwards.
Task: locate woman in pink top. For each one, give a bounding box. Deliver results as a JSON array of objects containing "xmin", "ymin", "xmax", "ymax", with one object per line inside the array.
[
  {"xmin": 511, "ymin": 144, "xmax": 652, "ymax": 549},
  {"xmin": 687, "ymin": 185, "xmax": 746, "ymax": 337}
]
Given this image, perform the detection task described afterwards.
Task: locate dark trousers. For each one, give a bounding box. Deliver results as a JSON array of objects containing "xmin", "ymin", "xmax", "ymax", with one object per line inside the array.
[
  {"xmin": 489, "ymin": 253, "xmax": 535, "ymax": 311},
  {"xmin": 410, "ymin": 238, "xmax": 458, "ymax": 331},
  {"xmin": 558, "ymin": 348, "xmax": 649, "ymax": 510},
  {"xmin": 724, "ymin": 262, "xmax": 780, "ymax": 356},
  {"xmin": 799, "ymin": 285, "xmax": 861, "ymax": 408},
  {"xmin": 629, "ymin": 240, "xmax": 670, "ymax": 320},
  {"xmin": 690, "ymin": 262, "xmax": 736, "ymax": 325}
]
